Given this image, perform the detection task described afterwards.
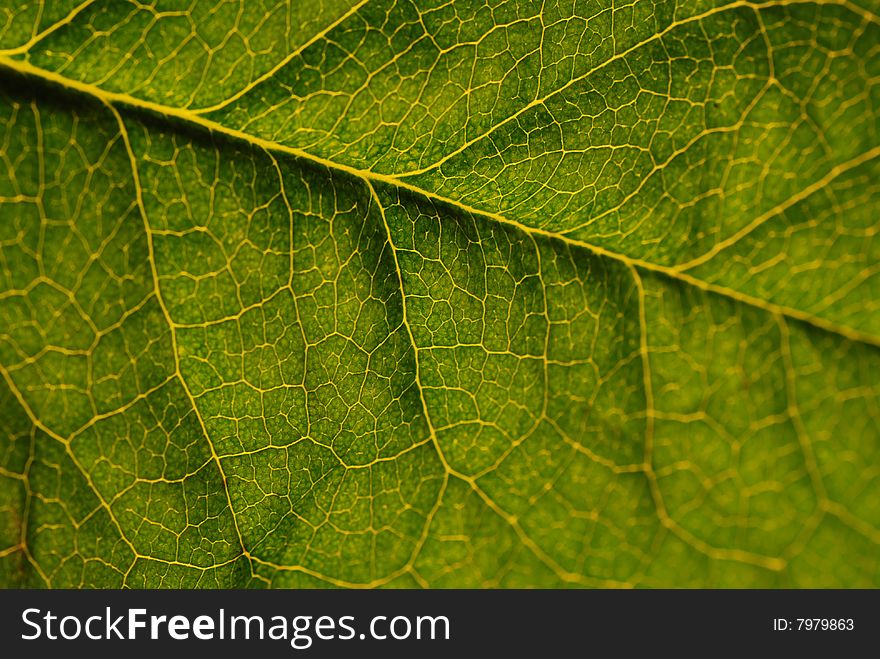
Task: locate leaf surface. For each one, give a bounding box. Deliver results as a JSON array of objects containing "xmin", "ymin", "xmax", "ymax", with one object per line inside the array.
[{"xmin": 0, "ymin": 0, "xmax": 878, "ymax": 587}]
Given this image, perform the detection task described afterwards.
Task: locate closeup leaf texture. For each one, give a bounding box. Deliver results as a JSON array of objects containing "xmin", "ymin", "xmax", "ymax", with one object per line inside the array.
[{"xmin": 0, "ymin": 0, "xmax": 879, "ymax": 588}]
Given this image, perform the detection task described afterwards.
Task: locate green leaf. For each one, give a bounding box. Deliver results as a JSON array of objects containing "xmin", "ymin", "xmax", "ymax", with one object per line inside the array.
[{"xmin": 0, "ymin": 0, "xmax": 878, "ymax": 588}]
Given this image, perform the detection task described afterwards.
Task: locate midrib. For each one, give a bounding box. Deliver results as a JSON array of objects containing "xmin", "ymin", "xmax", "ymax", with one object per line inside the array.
[{"xmin": 0, "ymin": 53, "xmax": 877, "ymax": 349}]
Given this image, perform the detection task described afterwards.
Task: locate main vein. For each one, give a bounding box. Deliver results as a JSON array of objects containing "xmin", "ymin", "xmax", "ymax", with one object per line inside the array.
[{"xmin": 0, "ymin": 54, "xmax": 876, "ymax": 349}]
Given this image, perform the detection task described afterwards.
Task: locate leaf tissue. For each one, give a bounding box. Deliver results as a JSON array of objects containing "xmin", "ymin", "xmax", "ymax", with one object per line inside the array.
[{"xmin": 0, "ymin": 0, "xmax": 878, "ymax": 588}]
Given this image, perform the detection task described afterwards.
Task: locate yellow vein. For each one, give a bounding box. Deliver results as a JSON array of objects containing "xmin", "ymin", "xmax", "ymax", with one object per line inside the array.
[
  {"xmin": 0, "ymin": 367, "xmax": 142, "ymax": 574},
  {"xmin": 627, "ymin": 266, "xmax": 787, "ymax": 572},
  {"xmin": 0, "ymin": 0, "xmax": 98, "ymax": 57},
  {"xmin": 366, "ymin": 181, "xmax": 623, "ymax": 586},
  {"xmin": 0, "ymin": 54, "xmax": 877, "ymax": 350},
  {"xmin": 191, "ymin": 0, "xmax": 374, "ymax": 114},
  {"xmin": 396, "ymin": 0, "xmax": 873, "ymax": 177},
  {"xmin": 105, "ymin": 100, "xmax": 254, "ymax": 577},
  {"xmin": 677, "ymin": 145, "xmax": 880, "ymax": 270},
  {"xmin": 365, "ymin": 179, "xmax": 450, "ymax": 473}
]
